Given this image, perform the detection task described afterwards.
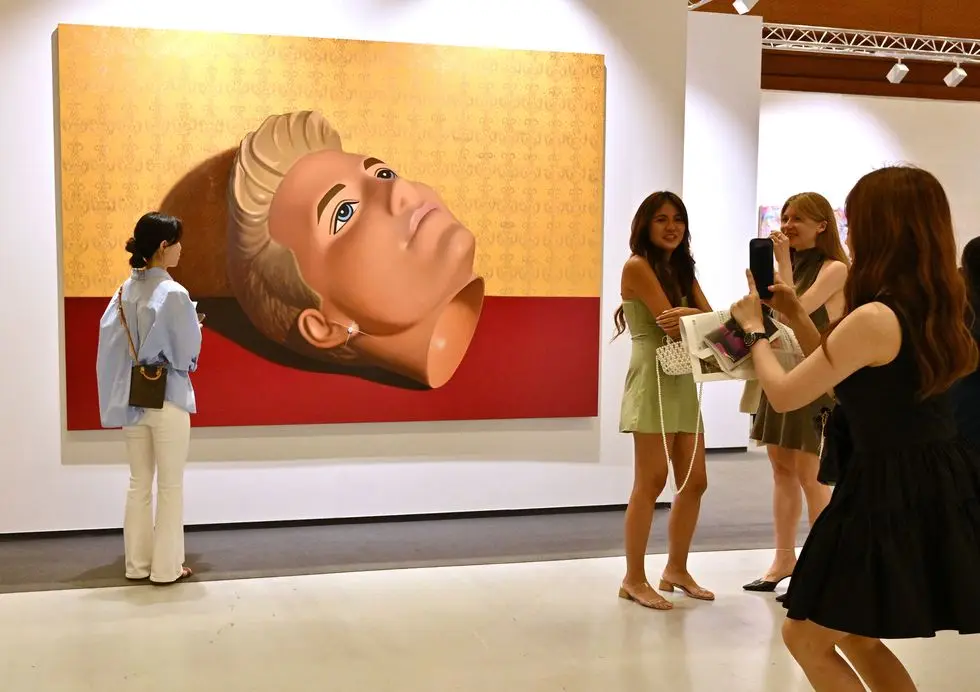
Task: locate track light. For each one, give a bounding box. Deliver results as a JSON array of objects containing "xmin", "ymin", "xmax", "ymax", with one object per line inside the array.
[
  {"xmin": 886, "ymin": 61, "xmax": 909, "ymax": 84},
  {"xmin": 732, "ymin": 0, "xmax": 759, "ymax": 13},
  {"xmin": 945, "ymin": 64, "xmax": 967, "ymax": 87}
]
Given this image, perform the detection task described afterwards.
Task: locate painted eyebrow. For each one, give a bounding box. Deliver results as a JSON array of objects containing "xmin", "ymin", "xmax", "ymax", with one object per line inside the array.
[
  {"xmin": 316, "ymin": 183, "xmax": 345, "ymax": 223},
  {"xmin": 362, "ymin": 157, "xmax": 385, "ymax": 170}
]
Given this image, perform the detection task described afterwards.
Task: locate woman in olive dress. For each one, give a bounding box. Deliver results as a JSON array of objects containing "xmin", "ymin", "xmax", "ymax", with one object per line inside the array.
[
  {"xmin": 743, "ymin": 193, "xmax": 849, "ymax": 600},
  {"xmin": 613, "ymin": 191, "xmax": 715, "ymax": 611}
]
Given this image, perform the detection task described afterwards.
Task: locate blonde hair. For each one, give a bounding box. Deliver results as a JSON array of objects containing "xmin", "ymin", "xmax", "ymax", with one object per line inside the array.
[
  {"xmin": 781, "ymin": 192, "xmax": 850, "ymax": 266},
  {"xmin": 226, "ymin": 110, "xmax": 342, "ymax": 343}
]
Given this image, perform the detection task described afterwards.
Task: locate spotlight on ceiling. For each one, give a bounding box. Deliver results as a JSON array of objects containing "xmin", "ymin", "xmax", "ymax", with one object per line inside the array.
[
  {"xmin": 944, "ymin": 64, "xmax": 967, "ymax": 87},
  {"xmin": 732, "ymin": 0, "xmax": 759, "ymax": 13},
  {"xmin": 886, "ymin": 61, "xmax": 909, "ymax": 84}
]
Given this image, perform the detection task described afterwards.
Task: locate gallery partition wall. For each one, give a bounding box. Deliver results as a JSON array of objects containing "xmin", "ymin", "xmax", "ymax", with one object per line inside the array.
[
  {"xmin": 682, "ymin": 12, "xmax": 763, "ymax": 441},
  {"xmin": 1, "ymin": 0, "xmax": 741, "ymax": 534},
  {"xmin": 758, "ymin": 89, "xmax": 980, "ymax": 252}
]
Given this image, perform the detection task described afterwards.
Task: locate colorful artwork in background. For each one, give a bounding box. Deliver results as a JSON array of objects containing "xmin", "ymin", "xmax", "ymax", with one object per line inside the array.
[
  {"xmin": 758, "ymin": 205, "xmax": 849, "ymax": 246},
  {"xmin": 56, "ymin": 24, "xmax": 606, "ymax": 430}
]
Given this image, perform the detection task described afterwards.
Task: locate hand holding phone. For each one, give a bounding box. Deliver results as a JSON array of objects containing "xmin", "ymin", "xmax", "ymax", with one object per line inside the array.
[
  {"xmin": 704, "ymin": 315, "xmax": 779, "ymax": 367},
  {"xmin": 749, "ymin": 237, "xmax": 775, "ymax": 299}
]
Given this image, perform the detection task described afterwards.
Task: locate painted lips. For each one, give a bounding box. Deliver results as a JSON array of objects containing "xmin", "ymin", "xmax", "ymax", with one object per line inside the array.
[{"xmin": 409, "ymin": 202, "xmax": 438, "ymax": 237}]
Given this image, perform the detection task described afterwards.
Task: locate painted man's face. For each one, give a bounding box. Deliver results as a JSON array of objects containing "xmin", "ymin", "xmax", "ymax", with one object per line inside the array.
[{"xmin": 268, "ymin": 150, "xmax": 476, "ymax": 337}]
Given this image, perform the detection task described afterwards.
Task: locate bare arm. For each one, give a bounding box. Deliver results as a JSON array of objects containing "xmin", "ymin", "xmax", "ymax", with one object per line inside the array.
[
  {"xmin": 748, "ymin": 303, "xmax": 901, "ymax": 413},
  {"xmin": 776, "ymin": 256, "xmax": 794, "ymax": 286},
  {"xmin": 780, "ymin": 306, "xmax": 823, "ymax": 357},
  {"xmin": 655, "ymin": 279, "xmax": 711, "ymax": 337},
  {"xmin": 691, "ymin": 280, "xmax": 712, "ymax": 312},
  {"xmin": 622, "ymin": 255, "xmax": 673, "ymax": 318},
  {"xmin": 797, "ymin": 260, "xmax": 848, "ymax": 317},
  {"xmin": 773, "ymin": 232, "xmax": 794, "ymax": 285}
]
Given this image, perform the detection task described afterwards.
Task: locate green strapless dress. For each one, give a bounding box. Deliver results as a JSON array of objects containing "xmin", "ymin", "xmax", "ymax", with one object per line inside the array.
[{"xmin": 618, "ymin": 299, "xmax": 702, "ymax": 435}]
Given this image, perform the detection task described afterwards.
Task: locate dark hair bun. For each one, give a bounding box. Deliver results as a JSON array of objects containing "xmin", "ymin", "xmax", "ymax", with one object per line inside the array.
[
  {"xmin": 125, "ymin": 212, "xmax": 183, "ymax": 270},
  {"xmin": 125, "ymin": 236, "xmax": 147, "ymax": 269}
]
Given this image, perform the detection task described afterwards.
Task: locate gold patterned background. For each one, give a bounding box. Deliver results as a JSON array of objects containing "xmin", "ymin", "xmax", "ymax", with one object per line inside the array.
[{"xmin": 56, "ymin": 24, "xmax": 606, "ymax": 299}]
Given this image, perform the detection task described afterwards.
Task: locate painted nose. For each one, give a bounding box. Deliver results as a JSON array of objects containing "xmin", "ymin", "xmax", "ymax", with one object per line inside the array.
[{"xmin": 386, "ymin": 177, "xmax": 423, "ymax": 215}]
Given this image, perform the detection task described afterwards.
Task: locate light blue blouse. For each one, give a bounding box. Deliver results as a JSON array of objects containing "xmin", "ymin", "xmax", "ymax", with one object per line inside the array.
[{"xmin": 96, "ymin": 268, "xmax": 202, "ymax": 428}]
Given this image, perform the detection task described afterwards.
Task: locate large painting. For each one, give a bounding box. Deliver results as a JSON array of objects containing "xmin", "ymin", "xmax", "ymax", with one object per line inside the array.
[{"xmin": 57, "ymin": 25, "xmax": 606, "ymax": 430}]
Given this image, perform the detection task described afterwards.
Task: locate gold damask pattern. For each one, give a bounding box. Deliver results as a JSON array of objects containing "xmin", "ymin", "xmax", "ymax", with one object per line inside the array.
[{"xmin": 56, "ymin": 24, "xmax": 605, "ymax": 298}]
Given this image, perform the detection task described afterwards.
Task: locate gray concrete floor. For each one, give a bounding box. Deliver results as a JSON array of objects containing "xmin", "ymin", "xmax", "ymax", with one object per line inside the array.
[{"xmin": 0, "ymin": 449, "xmax": 805, "ymax": 593}]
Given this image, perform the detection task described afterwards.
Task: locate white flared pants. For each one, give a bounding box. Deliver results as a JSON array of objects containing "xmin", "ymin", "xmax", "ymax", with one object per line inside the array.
[{"xmin": 122, "ymin": 401, "xmax": 190, "ymax": 583}]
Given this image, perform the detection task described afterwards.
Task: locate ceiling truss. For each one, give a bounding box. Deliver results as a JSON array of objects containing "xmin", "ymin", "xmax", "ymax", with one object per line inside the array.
[
  {"xmin": 761, "ymin": 24, "xmax": 980, "ymax": 65},
  {"xmin": 686, "ymin": 2, "xmax": 980, "ymax": 65}
]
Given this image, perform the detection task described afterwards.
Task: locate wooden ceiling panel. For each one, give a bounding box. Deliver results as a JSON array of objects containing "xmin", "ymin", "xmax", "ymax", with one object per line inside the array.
[
  {"xmin": 920, "ymin": 0, "xmax": 980, "ymax": 38},
  {"xmin": 696, "ymin": 1, "xmax": 980, "ymax": 102},
  {"xmin": 699, "ymin": 0, "xmax": 925, "ymax": 34},
  {"xmin": 760, "ymin": 52, "xmax": 980, "ymax": 102}
]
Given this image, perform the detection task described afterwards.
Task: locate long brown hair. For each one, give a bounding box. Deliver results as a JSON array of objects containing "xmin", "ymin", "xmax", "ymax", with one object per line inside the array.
[
  {"xmin": 825, "ymin": 165, "xmax": 978, "ymax": 397},
  {"xmin": 781, "ymin": 192, "xmax": 850, "ymax": 273},
  {"xmin": 612, "ymin": 191, "xmax": 696, "ymax": 339}
]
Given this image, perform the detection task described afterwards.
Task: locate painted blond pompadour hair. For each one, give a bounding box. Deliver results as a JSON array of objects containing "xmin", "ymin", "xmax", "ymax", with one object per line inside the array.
[{"xmin": 226, "ymin": 110, "xmax": 343, "ymax": 343}]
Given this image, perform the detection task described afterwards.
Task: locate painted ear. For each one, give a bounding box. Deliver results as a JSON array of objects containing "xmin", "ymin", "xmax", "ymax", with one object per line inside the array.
[{"xmin": 296, "ymin": 308, "xmax": 351, "ymax": 350}]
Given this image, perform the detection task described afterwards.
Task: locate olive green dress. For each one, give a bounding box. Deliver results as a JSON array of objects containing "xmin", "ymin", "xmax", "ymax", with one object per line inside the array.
[
  {"xmin": 619, "ymin": 298, "xmax": 701, "ymax": 435},
  {"xmin": 750, "ymin": 248, "xmax": 836, "ymax": 454}
]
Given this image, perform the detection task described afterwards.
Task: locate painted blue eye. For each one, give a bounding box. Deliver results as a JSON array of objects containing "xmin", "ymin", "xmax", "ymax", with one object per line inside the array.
[{"xmin": 334, "ymin": 201, "xmax": 359, "ymax": 234}]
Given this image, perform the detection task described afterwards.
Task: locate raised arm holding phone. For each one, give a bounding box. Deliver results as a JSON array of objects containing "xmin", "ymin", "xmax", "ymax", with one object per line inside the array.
[{"xmin": 730, "ymin": 166, "xmax": 980, "ymax": 692}]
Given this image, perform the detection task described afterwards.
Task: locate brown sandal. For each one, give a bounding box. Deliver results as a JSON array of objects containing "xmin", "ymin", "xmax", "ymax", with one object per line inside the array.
[
  {"xmin": 658, "ymin": 578, "xmax": 715, "ymax": 601},
  {"xmin": 618, "ymin": 582, "xmax": 674, "ymax": 610}
]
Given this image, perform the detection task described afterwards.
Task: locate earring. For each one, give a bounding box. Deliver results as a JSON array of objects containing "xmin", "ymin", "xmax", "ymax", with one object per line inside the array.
[{"xmin": 344, "ymin": 321, "xmax": 359, "ymax": 347}]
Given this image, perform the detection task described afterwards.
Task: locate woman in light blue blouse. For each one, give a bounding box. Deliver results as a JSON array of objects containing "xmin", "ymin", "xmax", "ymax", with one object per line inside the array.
[{"xmin": 96, "ymin": 212, "xmax": 202, "ymax": 584}]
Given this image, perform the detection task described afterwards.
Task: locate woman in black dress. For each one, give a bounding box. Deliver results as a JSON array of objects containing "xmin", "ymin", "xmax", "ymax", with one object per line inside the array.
[{"xmin": 731, "ymin": 165, "xmax": 980, "ymax": 691}]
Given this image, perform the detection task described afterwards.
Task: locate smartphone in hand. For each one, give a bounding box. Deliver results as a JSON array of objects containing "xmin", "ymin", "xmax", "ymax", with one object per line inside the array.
[{"xmin": 749, "ymin": 237, "xmax": 775, "ymax": 299}]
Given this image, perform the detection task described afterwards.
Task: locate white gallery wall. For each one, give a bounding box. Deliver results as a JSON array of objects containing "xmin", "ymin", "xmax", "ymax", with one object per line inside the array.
[
  {"xmin": 0, "ymin": 0, "xmax": 709, "ymax": 533},
  {"xmin": 683, "ymin": 12, "xmax": 763, "ymax": 448},
  {"xmin": 758, "ymin": 90, "xmax": 980, "ymax": 251}
]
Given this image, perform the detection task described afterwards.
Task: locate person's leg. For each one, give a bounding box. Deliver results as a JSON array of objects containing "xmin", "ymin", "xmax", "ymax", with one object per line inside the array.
[
  {"xmin": 123, "ymin": 417, "xmax": 155, "ymax": 579},
  {"xmin": 660, "ymin": 432, "xmax": 713, "ymax": 600},
  {"xmin": 148, "ymin": 403, "xmax": 192, "ymax": 584},
  {"xmin": 795, "ymin": 450, "xmax": 831, "ymax": 526},
  {"xmin": 621, "ymin": 432, "xmax": 671, "ymax": 609},
  {"xmin": 764, "ymin": 445, "xmax": 802, "ymax": 580},
  {"xmin": 837, "ymin": 635, "xmax": 918, "ymax": 691},
  {"xmin": 781, "ymin": 618, "xmax": 867, "ymax": 691}
]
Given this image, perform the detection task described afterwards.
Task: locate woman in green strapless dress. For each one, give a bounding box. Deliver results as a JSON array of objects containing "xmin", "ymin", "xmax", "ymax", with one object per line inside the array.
[
  {"xmin": 618, "ymin": 298, "xmax": 702, "ymax": 435},
  {"xmin": 612, "ymin": 191, "xmax": 715, "ymax": 611},
  {"xmin": 741, "ymin": 192, "xmax": 850, "ymax": 600}
]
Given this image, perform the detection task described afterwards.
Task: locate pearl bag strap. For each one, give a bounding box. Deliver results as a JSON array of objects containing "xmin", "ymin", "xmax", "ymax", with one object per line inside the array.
[{"xmin": 655, "ymin": 361, "xmax": 703, "ymax": 494}]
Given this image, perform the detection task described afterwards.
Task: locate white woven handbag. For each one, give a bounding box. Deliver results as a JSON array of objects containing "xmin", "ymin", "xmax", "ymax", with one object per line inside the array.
[{"xmin": 656, "ymin": 336, "xmax": 692, "ymax": 376}]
